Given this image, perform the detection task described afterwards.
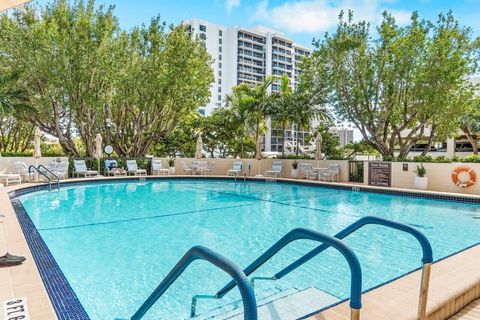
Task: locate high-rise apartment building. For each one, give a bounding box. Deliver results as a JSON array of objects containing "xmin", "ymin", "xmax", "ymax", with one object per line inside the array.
[
  {"xmin": 329, "ymin": 128, "xmax": 355, "ymax": 147},
  {"xmin": 184, "ymin": 19, "xmax": 311, "ymax": 153}
]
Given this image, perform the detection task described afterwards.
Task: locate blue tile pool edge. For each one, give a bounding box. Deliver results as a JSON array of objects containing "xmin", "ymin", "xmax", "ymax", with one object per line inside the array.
[
  {"xmin": 7, "ymin": 178, "xmax": 480, "ymax": 320},
  {"xmin": 9, "ymin": 197, "xmax": 90, "ymax": 320}
]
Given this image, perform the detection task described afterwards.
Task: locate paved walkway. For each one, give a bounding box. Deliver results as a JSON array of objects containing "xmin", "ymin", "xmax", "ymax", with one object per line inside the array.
[{"xmin": 449, "ymin": 298, "xmax": 480, "ymax": 320}]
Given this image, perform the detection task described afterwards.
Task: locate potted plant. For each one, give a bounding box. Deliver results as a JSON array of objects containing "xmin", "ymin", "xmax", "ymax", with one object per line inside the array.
[
  {"xmin": 167, "ymin": 158, "xmax": 175, "ymax": 175},
  {"xmin": 291, "ymin": 160, "xmax": 299, "ymax": 179},
  {"xmin": 414, "ymin": 164, "xmax": 428, "ymax": 190}
]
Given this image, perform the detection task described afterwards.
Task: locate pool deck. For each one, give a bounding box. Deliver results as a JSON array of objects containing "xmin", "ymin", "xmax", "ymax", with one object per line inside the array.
[{"xmin": 0, "ymin": 176, "xmax": 479, "ymax": 320}]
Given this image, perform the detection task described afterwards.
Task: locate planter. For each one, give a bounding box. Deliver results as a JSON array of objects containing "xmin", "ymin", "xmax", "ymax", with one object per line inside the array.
[
  {"xmin": 168, "ymin": 167, "xmax": 175, "ymax": 175},
  {"xmin": 414, "ymin": 176, "xmax": 428, "ymax": 190},
  {"xmin": 291, "ymin": 168, "xmax": 299, "ymax": 179}
]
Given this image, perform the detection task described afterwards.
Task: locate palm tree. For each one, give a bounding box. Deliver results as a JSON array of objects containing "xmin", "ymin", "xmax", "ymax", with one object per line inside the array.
[
  {"xmin": 226, "ymin": 84, "xmax": 255, "ymax": 157},
  {"xmin": 0, "ymin": 72, "xmax": 31, "ymax": 114},
  {"xmin": 290, "ymin": 86, "xmax": 330, "ymax": 156},
  {"xmin": 270, "ymin": 75, "xmax": 292, "ymax": 155}
]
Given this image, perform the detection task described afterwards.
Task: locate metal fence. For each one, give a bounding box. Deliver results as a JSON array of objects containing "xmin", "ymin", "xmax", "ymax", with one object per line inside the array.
[{"xmin": 349, "ymin": 161, "xmax": 364, "ymax": 183}]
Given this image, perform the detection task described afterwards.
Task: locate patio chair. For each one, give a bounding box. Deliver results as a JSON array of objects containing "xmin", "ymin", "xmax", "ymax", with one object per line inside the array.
[
  {"xmin": 126, "ymin": 160, "xmax": 147, "ymax": 176},
  {"xmin": 54, "ymin": 161, "xmax": 69, "ymax": 179},
  {"xmin": 320, "ymin": 164, "xmax": 340, "ymax": 182},
  {"xmin": 195, "ymin": 161, "xmax": 208, "ymax": 175},
  {"xmin": 73, "ymin": 160, "xmax": 98, "ymax": 178},
  {"xmin": 151, "ymin": 159, "xmax": 169, "ymax": 176},
  {"xmin": 181, "ymin": 161, "xmax": 193, "ymax": 175},
  {"xmin": 206, "ymin": 161, "xmax": 215, "ymax": 175},
  {"xmin": 300, "ymin": 163, "xmax": 319, "ymax": 180},
  {"xmin": 265, "ymin": 161, "xmax": 283, "ymax": 178},
  {"xmin": 13, "ymin": 162, "xmax": 31, "ymax": 182},
  {"xmin": 227, "ymin": 161, "xmax": 243, "ymax": 176}
]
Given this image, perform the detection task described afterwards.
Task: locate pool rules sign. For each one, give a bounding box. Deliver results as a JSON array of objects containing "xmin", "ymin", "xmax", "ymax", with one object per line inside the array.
[
  {"xmin": 3, "ymin": 297, "xmax": 30, "ymax": 320},
  {"xmin": 368, "ymin": 162, "xmax": 392, "ymax": 187}
]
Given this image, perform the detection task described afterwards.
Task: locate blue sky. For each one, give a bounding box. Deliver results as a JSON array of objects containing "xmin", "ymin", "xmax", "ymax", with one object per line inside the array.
[{"xmin": 33, "ymin": 0, "xmax": 480, "ymax": 48}]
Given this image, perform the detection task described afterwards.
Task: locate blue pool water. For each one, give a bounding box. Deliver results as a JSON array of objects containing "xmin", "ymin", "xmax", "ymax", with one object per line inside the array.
[{"xmin": 19, "ymin": 180, "xmax": 480, "ymax": 319}]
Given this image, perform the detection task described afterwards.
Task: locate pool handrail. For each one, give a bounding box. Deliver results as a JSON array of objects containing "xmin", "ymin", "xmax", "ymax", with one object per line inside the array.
[
  {"xmin": 193, "ymin": 228, "xmax": 362, "ymax": 319},
  {"xmin": 273, "ymin": 216, "xmax": 433, "ymax": 320},
  {"xmin": 37, "ymin": 165, "xmax": 60, "ymax": 190},
  {"xmin": 130, "ymin": 245, "xmax": 257, "ymax": 320},
  {"xmin": 28, "ymin": 165, "xmax": 54, "ymax": 191}
]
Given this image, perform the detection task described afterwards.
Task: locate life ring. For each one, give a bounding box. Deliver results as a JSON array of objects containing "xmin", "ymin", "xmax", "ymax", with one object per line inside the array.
[{"xmin": 451, "ymin": 166, "xmax": 476, "ymax": 188}]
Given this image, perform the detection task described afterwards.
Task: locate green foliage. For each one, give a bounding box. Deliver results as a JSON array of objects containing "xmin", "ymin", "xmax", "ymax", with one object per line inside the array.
[
  {"xmin": 312, "ymin": 122, "xmax": 343, "ymax": 159},
  {"xmin": 414, "ymin": 164, "xmax": 427, "ymax": 177},
  {"xmin": 302, "ymin": 10, "xmax": 480, "ymax": 157},
  {"xmin": 460, "ymin": 154, "xmax": 480, "ymax": 163},
  {"xmin": 277, "ymin": 154, "xmax": 314, "ymax": 160}
]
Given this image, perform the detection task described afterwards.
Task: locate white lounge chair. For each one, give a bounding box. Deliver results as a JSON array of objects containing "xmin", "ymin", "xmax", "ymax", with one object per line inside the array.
[
  {"xmin": 53, "ymin": 161, "xmax": 69, "ymax": 179},
  {"xmin": 207, "ymin": 161, "xmax": 215, "ymax": 175},
  {"xmin": 300, "ymin": 163, "xmax": 319, "ymax": 180},
  {"xmin": 151, "ymin": 159, "xmax": 169, "ymax": 176},
  {"xmin": 320, "ymin": 164, "xmax": 340, "ymax": 182},
  {"xmin": 265, "ymin": 161, "xmax": 283, "ymax": 178},
  {"xmin": 227, "ymin": 161, "xmax": 243, "ymax": 176},
  {"xmin": 126, "ymin": 160, "xmax": 147, "ymax": 176},
  {"xmin": 73, "ymin": 160, "xmax": 98, "ymax": 178},
  {"xmin": 181, "ymin": 161, "xmax": 193, "ymax": 175},
  {"xmin": 0, "ymin": 173, "xmax": 21, "ymax": 185},
  {"xmin": 13, "ymin": 162, "xmax": 31, "ymax": 182}
]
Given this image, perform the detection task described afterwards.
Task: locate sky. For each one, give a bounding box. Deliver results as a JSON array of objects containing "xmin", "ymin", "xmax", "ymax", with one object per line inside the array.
[{"xmin": 33, "ymin": 0, "xmax": 480, "ymax": 49}]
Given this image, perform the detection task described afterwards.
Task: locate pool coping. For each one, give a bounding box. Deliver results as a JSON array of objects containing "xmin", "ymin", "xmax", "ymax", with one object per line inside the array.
[{"xmin": 3, "ymin": 176, "xmax": 480, "ymax": 320}]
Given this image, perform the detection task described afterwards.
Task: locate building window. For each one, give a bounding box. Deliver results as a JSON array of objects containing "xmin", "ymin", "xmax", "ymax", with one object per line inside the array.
[
  {"xmin": 198, "ymin": 108, "xmax": 205, "ymax": 116},
  {"xmin": 218, "ymin": 70, "xmax": 222, "ymax": 76},
  {"xmin": 218, "ymin": 62, "xmax": 222, "ymax": 68},
  {"xmin": 199, "ymin": 25, "xmax": 206, "ymax": 32},
  {"xmin": 218, "ymin": 46, "xmax": 222, "ymax": 52},
  {"xmin": 219, "ymin": 30, "xmax": 223, "ymax": 37},
  {"xmin": 218, "ymin": 95, "xmax": 222, "ymax": 101},
  {"xmin": 218, "ymin": 87, "xmax": 222, "ymax": 93},
  {"xmin": 218, "ymin": 54, "xmax": 222, "ymax": 61},
  {"xmin": 219, "ymin": 38, "xmax": 222, "ymax": 44},
  {"xmin": 218, "ymin": 79, "xmax": 222, "ymax": 84},
  {"xmin": 199, "ymin": 33, "xmax": 206, "ymax": 40}
]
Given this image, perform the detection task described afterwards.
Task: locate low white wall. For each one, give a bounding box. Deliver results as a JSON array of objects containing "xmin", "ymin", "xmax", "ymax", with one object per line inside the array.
[{"xmin": 0, "ymin": 157, "xmax": 69, "ymax": 174}]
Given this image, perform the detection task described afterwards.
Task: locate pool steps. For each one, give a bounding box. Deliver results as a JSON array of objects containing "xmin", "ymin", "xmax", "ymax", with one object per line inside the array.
[{"xmin": 193, "ymin": 287, "xmax": 339, "ymax": 320}]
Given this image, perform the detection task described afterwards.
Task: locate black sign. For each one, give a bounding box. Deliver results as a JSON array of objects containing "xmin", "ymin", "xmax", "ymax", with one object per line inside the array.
[{"xmin": 369, "ymin": 162, "xmax": 392, "ymax": 187}]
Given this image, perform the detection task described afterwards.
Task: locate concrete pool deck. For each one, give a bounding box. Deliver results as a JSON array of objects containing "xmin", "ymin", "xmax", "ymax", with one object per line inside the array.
[{"xmin": 0, "ymin": 176, "xmax": 479, "ymax": 320}]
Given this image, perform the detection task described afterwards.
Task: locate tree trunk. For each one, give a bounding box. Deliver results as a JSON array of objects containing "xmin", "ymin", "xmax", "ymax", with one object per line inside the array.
[
  {"xmin": 281, "ymin": 123, "xmax": 286, "ymax": 155},
  {"xmin": 464, "ymin": 128, "xmax": 478, "ymax": 155}
]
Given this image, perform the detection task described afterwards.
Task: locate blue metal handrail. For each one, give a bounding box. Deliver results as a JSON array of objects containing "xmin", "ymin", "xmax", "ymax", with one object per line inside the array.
[
  {"xmin": 193, "ymin": 228, "xmax": 362, "ymax": 318},
  {"xmin": 130, "ymin": 245, "xmax": 257, "ymax": 320},
  {"xmin": 28, "ymin": 165, "xmax": 53, "ymax": 191},
  {"xmin": 37, "ymin": 165, "xmax": 60, "ymax": 190}
]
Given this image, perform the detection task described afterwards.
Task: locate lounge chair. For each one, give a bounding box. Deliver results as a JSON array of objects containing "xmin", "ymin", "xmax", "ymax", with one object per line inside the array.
[
  {"xmin": 207, "ymin": 161, "xmax": 215, "ymax": 175},
  {"xmin": 300, "ymin": 163, "xmax": 319, "ymax": 180},
  {"xmin": 105, "ymin": 160, "xmax": 118, "ymax": 176},
  {"xmin": 126, "ymin": 160, "xmax": 147, "ymax": 176},
  {"xmin": 0, "ymin": 173, "xmax": 22, "ymax": 186},
  {"xmin": 151, "ymin": 159, "xmax": 169, "ymax": 176},
  {"xmin": 265, "ymin": 161, "xmax": 283, "ymax": 178},
  {"xmin": 320, "ymin": 164, "xmax": 340, "ymax": 182},
  {"xmin": 181, "ymin": 161, "xmax": 193, "ymax": 175},
  {"xmin": 73, "ymin": 160, "xmax": 98, "ymax": 178},
  {"xmin": 13, "ymin": 162, "xmax": 31, "ymax": 182},
  {"xmin": 227, "ymin": 161, "xmax": 243, "ymax": 176},
  {"xmin": 44, "ymin": 161, "xmax": 69, "ymax": 179}
]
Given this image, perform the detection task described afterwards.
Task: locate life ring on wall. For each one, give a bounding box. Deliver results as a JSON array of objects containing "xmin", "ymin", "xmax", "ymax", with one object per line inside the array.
[{"xmin": 451, "ymin": 166, "xmax": 476, "ymax": 188}]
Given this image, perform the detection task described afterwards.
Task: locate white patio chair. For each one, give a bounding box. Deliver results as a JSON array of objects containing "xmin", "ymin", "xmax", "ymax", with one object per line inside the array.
[
  {"xmin": 300, "ymin": 163, "xmax": 319, "ymax": 180},
  {"xmin": 265, "ymin": 161, "xmax": 283, "ymax": 178},
  {"xmin": 73, "ymin": 160, "xmax": 98, "ymax": 178},
  {"xmin": 227, "ymin": 161, "xmax": 243, "ymax": 176},
  {"xmin": 181, "ymin": 161, "xmax": 193, "ymax": 175},
  {"xmin": 126, "ymin": 160, "xmax": 147, "ymax": 176},
  {"xmin": 207, "ymin": 161, "xmax": 215, "ymax": 175},
  {"xmin": 13, "ymin": 161, "xmax": 31, "ymax": 182},
  {"xmin": 151, "ymin": 159, "xmax": 169, "ymax": 176},
  {"xmin": 195, "ymin": 161, "xmax": 208, "ymax": 175},
  {"xmin": 320, "ymin": 164, "xmax": 340, "ymax": 182},
  {"xmin": 53, "ymin": 161, "xmax": 69, "ymax": 179},
  {"xmin": 0, "ymin": 173, "xmax": 22, "ymax": 185}
]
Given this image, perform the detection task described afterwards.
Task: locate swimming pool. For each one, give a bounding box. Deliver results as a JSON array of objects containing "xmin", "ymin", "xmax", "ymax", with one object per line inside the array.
[{"xmin": 16, "ymin": 179, "xmax": 480, "ymax": 319}]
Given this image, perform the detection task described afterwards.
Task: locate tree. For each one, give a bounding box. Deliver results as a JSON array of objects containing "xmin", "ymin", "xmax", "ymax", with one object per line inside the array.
[
  {"xmin": 270, "ymin": 75, "xmax": 292, "ymax": 155},
  {"xmin": 459, "ymin": 96, "xmax": 480, "ymax": 154},
  {"xmin": 0, "ymin": 72, "xmax": 34, "ymax": 153},
  {"xmin": 312, "ymin": 122, "xmax": 342, "ymax": 159},
  {"xmin": 0, "ymin": 0, "xmax": 119, "ymax": 156},
  {"xmin": 108, "ymin": 19, "xmax": 213, "ymax": 157},
  {"xmin": 302, "ymin": 11, "xmax": 480, "ymax": 157}
]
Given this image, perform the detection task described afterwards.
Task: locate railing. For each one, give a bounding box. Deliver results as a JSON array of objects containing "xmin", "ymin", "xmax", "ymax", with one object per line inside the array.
[
  {"xmin": 272, "ymin": 216, "xmax": 433, "ymax": 320},
  {"xmin": 28, "ymin": 165, "xmax": 54, "ymax": 191},
  {"xmin": 191, "ymin": 228, "xmax": 362, "ymax": 319},
  {"xmin": 38, "ymin": 165, "xmax": 60, "ymax": 190},
  {"xmin": 130, "ymin": 246, "xmax": 257, "ymax": 320}
]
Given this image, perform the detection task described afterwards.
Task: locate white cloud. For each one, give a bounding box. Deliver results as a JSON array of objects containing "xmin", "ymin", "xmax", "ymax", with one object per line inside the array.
[
  {"xmin": 251, "ymin": 0, "xmax": 412, "ymax": 33},
  {"xmin": 226, "ymin": 0, "xmax": 241, "ymax": 14}
]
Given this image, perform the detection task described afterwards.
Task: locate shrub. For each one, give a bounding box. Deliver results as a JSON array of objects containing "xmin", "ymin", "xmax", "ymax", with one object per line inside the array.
[
  {"xmin": 432, "ymin": 156, "xmax": 451, "ymax": 163},
  {"xmin": 412, "ymin": 155, "xmax": 433, "ymax": 163},
  {"xmin": 460, "ymin": 154, "xmax": 480, "ymax": 163},
  {"xmin": 277, "ymin": 154, "xmax": 314, "ymax": 160},
  {"xmin": 414, "ymin": 164, "xmax": 427, "ymax": 177}
]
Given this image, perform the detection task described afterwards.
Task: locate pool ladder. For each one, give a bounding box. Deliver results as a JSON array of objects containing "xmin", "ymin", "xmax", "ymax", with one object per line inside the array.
[
  {"xmin": 127, "ymin": 217, "xmax": 433, "ymax": 320},
  {"xmin": 28, "ymin": 165, "xmax": 60, "ymax": 191}
]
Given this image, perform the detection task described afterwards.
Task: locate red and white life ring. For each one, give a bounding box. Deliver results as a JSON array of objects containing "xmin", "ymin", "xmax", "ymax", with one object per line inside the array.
[{"xmin": 451, "ymin": 166, "xmax": 476, "ymax": 188}]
